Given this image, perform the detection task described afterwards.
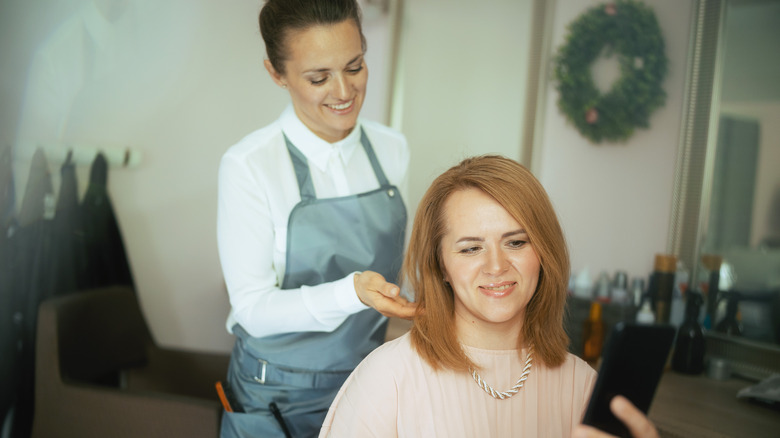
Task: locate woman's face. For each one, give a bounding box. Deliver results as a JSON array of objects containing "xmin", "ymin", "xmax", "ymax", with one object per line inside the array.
[
  {"xmin": 439, "ymin": 188, "xmax": 541, "ymax": 338},
  {"xmin": 266, "ymin": 20, "xmax": 367, "ymax": 143}
]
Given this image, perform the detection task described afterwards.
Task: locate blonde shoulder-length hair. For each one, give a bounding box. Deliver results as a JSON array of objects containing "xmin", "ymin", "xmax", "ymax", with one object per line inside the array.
[{"xmin": 403, "ymin": 155, "xmax": 570, "ymax": 371}]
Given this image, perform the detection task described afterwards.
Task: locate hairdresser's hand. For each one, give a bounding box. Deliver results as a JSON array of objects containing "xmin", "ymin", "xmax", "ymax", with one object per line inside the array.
[
  {"xmin": 354, "ymin": 271, "xmax": 417, "ymax": 320},
  {"xmin": 572, "ymin": 396, "xmax": 659, "ymax": 438}
]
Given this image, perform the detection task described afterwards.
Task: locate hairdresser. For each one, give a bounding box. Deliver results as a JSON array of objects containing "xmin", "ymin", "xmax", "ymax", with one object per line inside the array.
[{"xmin": 216, "ymin": 0, "xmax": 415, "ymax": 436}]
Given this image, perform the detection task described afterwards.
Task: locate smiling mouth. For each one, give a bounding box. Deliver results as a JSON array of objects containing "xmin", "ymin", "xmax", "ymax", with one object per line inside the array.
[
  {"xmin": 479, "ymin": 283, "xmax": 514, "ymax": 298},
  {"xmin": 480, "ymin": 282, "xmax": 516, "ymax": 292},
  {"xmin": 326, "ymin": 100, "xmax": 353, "ymax": 111}
]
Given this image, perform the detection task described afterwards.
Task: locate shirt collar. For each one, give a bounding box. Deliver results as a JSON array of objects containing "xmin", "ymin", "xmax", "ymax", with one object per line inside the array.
[{"xmin": 279, "ymin": 104, "xmax": 361, "ymax": 173}]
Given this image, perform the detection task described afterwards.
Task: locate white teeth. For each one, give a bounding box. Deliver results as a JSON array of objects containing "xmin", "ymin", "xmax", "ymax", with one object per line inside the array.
[
  {"xmin": 328, "ymin": 100, "xmax": 352, "ymax": 110},
  {"xmin": 483, "ymin": 284, "xmax": 512, "ymax": 291}
]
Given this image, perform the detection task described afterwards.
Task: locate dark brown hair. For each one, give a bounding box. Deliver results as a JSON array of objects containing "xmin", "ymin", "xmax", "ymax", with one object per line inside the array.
[
  {"xmin": 259, "ymin": 0, "xmax": 366, "ymax": 75},
  {"xmin": 404, "ymin": 155, "xmax": 571, "ymax": 371}
]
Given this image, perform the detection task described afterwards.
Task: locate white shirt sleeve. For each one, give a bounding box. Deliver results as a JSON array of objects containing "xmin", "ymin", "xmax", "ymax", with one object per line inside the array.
[{"xmin": 217, "ymin": 152, "xmax": 368, "ymax": 339}]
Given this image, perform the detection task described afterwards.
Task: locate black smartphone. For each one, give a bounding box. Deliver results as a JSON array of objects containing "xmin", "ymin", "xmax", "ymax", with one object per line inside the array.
[{"xmin": 582, "ymin": 322, "xmax": 676, "ymax": 437}]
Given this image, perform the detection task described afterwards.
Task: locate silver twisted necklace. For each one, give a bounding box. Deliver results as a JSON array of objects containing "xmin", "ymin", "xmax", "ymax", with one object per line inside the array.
[{"xmin": 469, "ymin": 347, "xmax": 533, "ymax": 400}]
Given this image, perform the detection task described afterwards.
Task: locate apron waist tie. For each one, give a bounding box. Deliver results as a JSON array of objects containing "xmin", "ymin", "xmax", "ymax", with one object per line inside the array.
[{"xmin": 238, "ymin": 349, "xmax": 352, "ymax": 389}]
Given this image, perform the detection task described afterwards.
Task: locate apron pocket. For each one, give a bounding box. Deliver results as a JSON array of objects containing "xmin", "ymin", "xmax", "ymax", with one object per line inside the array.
[{"xmin": 221, "ymin": 410, "xmax": 290, "ymax": 438}]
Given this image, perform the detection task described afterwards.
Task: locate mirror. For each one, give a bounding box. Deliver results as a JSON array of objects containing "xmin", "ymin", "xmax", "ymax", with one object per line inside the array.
[{"xmin": 670, "ymin": 0, "xmax": 780, "ymax": 346}]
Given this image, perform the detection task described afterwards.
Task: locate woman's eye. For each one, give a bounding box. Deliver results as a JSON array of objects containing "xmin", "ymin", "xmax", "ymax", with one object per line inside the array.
[
  {"xmin": 347, "ymin": 65, "xmax": 363, "ymax": 74},
  {"xmin": 310, "ymin": 77, "xmax": 327, "ymax": 85},
  {"xmin": 459, "ymin": 246, "xmax": 481, "ymax": 254},
  {"xmin": 508, "ymin": 240, "xmax": 527, "ymax": 249}
]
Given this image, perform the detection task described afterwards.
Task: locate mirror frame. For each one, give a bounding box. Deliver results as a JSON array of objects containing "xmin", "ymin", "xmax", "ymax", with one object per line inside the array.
[{"xmin": 667, "ymin": 0, "xmax": 727, "ymax": 283}]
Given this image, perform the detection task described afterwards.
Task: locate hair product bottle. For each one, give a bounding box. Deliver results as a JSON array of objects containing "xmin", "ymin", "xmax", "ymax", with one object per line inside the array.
[
  {"xmin": 582, "ymin": 301, "xmax": 605, "ymax": 364},
  {"xmin": 611, "ymin": 271, "xmax": 630, "ymax": 305},
  {"xmin": 649, "ymin": 254, "xmax": 677, "ymax": 323},
  {"xmin": 672, "ymin": 291, "xmax": 706, "ymax": 374},
  {"xmin": 715, "ymin": 291, "xmax": 743, "ymax": 336},
  {"xmin": 594, "ymin": 271, "xmax": 611, "ymax": 303},
  {"xmin": 700, "ymin": 254, "xmax": 723, "ymax": 330},
  {"xmin": 630, "ymin": 277, "xmax": 646, "ymax": 307},
  {"xmin": 636, "ymin": 299, "xmax": 656, "ymax": 324}
]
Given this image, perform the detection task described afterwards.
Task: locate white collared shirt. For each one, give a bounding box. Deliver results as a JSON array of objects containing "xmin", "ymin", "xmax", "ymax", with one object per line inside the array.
[{"xmin": 217, "ymin": 105, "xmax": 409, "ymax": 338}]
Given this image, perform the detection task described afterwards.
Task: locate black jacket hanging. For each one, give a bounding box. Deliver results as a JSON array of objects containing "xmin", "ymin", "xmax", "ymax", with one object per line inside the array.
[
  {"xmin": 0, "ymin": 145, "xmax": 17, "ymax": 435},
  {"xmin": 48, "ymin": 151, "xmax": 88, "ymax": 297},
  {"xmin": 8, "ymin": 148, "xmax": 56, "ymax": 438},
  {"xmin": 80, "ymin": 152, "xmax": 134, "ymax": 290}
]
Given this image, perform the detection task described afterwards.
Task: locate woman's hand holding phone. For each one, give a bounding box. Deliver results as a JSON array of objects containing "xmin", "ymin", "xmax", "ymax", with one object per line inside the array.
[{"xmin": 573, "ymin": 396, "xmax": 659, "ymax": 438}]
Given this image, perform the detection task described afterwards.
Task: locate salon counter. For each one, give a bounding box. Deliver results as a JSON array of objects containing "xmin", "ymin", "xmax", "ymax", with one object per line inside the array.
[{"xmin": 649, "ymin": 371, "xmax": 780, "ymax": 438}]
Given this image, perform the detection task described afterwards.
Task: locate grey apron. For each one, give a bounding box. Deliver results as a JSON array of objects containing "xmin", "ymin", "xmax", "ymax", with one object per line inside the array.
[{"xmin": 221, "ymin": 128, "xmax": 407, "ymax": 438}]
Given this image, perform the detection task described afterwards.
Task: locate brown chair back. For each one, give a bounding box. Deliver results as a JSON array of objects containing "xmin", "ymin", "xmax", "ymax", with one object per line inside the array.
[{"xmin": 54, "ymin": 286, "xmax": 150, "ymax": 386}]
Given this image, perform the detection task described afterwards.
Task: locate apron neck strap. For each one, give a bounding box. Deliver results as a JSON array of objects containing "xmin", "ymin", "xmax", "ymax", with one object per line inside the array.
[
  {"xmin": 284, "ymin": 127, "xmax": 391, "ymax": 201},
  {"xmin": 359, "ymin": 128, "xmax": 390, "ymax": 187},
  {"xmin": 283, "ymin": 133, "xmax": 316, "ymax": 201}
]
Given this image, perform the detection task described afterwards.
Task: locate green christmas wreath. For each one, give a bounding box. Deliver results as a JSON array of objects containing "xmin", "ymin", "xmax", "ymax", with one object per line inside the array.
[{"xmin": 553, "ymin": 0, "xmax": 668, "ymax": 143}]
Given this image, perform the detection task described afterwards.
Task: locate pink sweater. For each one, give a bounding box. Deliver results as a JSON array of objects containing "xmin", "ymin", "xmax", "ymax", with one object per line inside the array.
[{"xmin": 320, "ymin": 332, "xmax": 597, "ymax": 437}]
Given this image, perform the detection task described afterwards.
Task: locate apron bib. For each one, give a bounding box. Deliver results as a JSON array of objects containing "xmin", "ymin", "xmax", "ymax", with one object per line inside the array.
[{"xmin": 221, "ymin": 128, "xmax": 406, "ymax": 438}]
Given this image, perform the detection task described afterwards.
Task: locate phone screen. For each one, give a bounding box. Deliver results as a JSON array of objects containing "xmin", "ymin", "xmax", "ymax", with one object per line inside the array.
[{"xmin": 582, "ymin": 322, "xmax": 676, "ymax": 437}]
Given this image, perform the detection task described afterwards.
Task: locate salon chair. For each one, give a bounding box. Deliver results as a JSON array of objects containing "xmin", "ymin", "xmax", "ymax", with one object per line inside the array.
[{"xmin": 31, "ymin": 285, "xmax": 230, "ymax": 438}]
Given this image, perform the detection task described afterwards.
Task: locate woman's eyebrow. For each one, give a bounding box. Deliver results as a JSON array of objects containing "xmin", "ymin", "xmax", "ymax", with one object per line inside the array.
[
  {"xmin": 303, "ymin": 67, "xmax": 330, "ymax": 74},
  {"xmin": 503, "ymin": 229, "xmax": 527, "ymax": 238},
  {"xmin": 455, "ymin": 229, "xmax": 526, "ymax": 244},
  {"xmin": 303, "ymin": 55, "xmax": 363, "ymax": 75},
  {"xmin": 455, "ymin": 236, "xmax": 484, "ymax": 244}
]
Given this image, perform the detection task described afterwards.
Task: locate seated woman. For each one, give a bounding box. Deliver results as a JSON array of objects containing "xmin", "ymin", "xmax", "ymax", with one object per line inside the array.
[{"xmin": 319, "ymin": 155, "xmax": 658, "ymax": 438}]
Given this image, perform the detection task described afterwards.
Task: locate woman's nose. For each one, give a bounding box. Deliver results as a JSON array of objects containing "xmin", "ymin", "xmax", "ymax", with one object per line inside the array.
[
  {"xmin": 483, "ymin": 249, "xmax": 509, "ymax": 276},
  {"xmin": 332, "ymin": 75, "xmax": 350, "ymax": 99}
]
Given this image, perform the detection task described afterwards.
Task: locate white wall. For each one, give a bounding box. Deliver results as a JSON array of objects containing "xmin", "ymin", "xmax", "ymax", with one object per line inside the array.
[
  {"xmin": 536, "ymin": 0, "xmax": 695, "ymax": 284},
  {"xmin": 395, "ymin": 0, "xmax": 534, "ymax": 212}
]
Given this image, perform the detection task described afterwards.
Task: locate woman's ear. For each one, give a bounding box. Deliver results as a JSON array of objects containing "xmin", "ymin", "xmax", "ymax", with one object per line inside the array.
[{"xmin": 264, "ymin": 59, "xmax": 287, "ymax": 89}]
